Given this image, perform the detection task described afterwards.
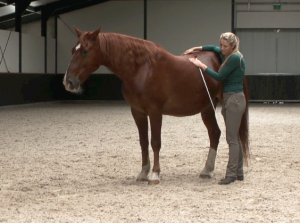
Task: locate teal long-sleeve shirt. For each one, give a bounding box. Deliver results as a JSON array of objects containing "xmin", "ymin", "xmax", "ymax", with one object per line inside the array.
[{"xmin": 202, "ymin": 45, "xmax": 245, "ymax": 92}]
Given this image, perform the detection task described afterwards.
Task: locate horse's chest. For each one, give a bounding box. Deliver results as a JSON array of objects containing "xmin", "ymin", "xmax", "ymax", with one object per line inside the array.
[{"xmin": 122, "ymin": 82, "xmax": 164, "ymax": 114}]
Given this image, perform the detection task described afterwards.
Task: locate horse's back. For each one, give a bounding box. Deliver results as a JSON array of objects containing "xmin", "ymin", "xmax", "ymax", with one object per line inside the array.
[{"xmin": 122, "ymin": 45, "xmax": 222, "ymax": 117}]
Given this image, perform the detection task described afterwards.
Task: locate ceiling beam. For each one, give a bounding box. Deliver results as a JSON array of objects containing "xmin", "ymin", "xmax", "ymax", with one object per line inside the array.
[
  {"xmin": 52, "ymin": 0, "xmax": 109, "ymax": 16},
  {"xmin": 0, "ymin": 13, "xmax": 40, "ymax": 29},
  {"xmin": 0, "ymin": 0, "xmax": 110, "ymax": 30}
]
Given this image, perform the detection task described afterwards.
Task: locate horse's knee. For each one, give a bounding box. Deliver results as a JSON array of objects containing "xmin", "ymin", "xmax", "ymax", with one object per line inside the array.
[
  {"xmin": 151, "ymin": 140, "xmax": 161, "ymax": 150},
  {"xmin": 140, "ymin": 139, "xmax": 149, "ymax": 149}
]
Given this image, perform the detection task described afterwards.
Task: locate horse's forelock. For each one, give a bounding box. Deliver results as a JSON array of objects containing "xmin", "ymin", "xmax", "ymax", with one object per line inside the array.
[{"xmin": 77, "ymin": 31, "xmax": 91, "ymax": 42}]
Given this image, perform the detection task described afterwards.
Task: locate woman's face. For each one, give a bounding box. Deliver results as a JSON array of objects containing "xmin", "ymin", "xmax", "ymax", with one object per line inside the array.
[{"xmin": 220, "ymin": 38, "xmax": 235, "ymax": 57}]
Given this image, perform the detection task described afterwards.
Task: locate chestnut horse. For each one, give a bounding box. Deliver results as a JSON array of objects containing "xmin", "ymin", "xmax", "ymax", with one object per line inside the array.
[{"xmin": 63, "ymin": 27, "xmax": 249, "ymax": 184}]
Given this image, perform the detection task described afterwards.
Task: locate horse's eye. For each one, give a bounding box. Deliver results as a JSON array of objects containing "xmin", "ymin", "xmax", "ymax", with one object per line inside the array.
[{"xmin": 82, "ymin": 50, "xmax": 88, "ymax": 55}]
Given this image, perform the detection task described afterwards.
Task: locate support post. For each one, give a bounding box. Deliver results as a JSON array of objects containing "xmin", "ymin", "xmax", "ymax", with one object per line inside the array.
[
  {"xmin": 41, "ymin": 7, "xmax": 55, "ymax": 73},
  {"xmin": 13, "ymin": 0, "xmax": 31, "ymax": 73},
  {"xmin": 144, "ymin": 0, "xmax": 147, "ymax": 40},
  {"xmin": 232, "ymin": 0, "xmax": 236, "ymax": 34},
  {"xmin": 55, "ymin": 15, "xmax": 58, "ymax": 74}
]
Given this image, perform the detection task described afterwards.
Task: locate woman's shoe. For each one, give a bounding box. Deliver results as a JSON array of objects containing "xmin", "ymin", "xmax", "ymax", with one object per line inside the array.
[
  {"xmin": 218, "ymin": 176, "xmax": 236, "ymax": 185},
  {"xmin": 237, "ymin": 175, "xmax": 244, "ymax": 181}
]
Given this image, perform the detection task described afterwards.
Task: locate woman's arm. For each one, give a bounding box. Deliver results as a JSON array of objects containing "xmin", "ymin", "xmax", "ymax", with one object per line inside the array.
[
  {"xmin": 189, "ymin": 54, "xmax": 240, "ymax": 81},
  {"xmin": 184, "ymin": 45, "xmax": 221, "ymax": 55},
  {"xmin": 202, "ymin": 45, "xmax": 222, "ymax": 54}
]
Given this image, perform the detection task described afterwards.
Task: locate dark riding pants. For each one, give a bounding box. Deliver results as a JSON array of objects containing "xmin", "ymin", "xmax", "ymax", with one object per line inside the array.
[{"xmin": 222, "ymin": 92, "xmax": 246, "ymax": 178}]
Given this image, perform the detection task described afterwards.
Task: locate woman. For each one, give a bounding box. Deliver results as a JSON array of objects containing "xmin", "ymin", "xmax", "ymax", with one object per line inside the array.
[{"xmin": 184, "ymin": 32, "xmax": 246, "ymax": 185}]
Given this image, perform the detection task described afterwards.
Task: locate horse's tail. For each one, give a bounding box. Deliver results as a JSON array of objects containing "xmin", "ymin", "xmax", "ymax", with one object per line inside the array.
[{"xmin": 240, "ymin": 76, "xmax": 250, "ymax": 165}]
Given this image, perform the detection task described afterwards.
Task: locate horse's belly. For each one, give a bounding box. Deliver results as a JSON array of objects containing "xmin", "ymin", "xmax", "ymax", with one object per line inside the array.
[
  {"xmin": 162, "ymin": 98, "xmax": 209, "ymax": 117},
  {"xmin": 123, "ymin": 81, "xmax": 218, "ymax": 117}
]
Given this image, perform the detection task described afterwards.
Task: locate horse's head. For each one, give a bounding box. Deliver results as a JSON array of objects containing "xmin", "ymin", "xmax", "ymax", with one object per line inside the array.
[{"xmin": 63, "ymin": 26, "xmax": 102, "ymax": 93}]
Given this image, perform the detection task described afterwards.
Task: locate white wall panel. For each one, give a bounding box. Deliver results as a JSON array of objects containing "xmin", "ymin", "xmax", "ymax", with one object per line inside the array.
[
  {"xmin": 148, "ymin": 0, "xmax": 231, "ymax": 55},
  {"xmin": 57, "ymin": 1, "xmax": 144, "ymax": 74},
  {"xmin": 47, "ymin": 37, "xmax": 56, "ymax": 74},
  {"xmin": 22, "ymin": 17, "xmax": 56, "ymax": 38},
  {"xmin": 277, "ymin": 29, "xmax": 300, "ymax": 73},
  {"xmin": 237, "ymin": 29, "xmax": 277, "ymax": 74},
  {"xmin": 2, "ymin": 1, "xmax": 232, "ymax": 74},
  {"xmin": 237, "ymin": 29, "xmax": 300, "ymax": 74},
  {"xmin": 235, "ymin": 0, "xmax": 300, "ymax": 28},
  {"xmin": 237, "ymin": 12, "xmax": 300, "ymax": 28},
  {"xmin": 1, "ymin": 19, "xmax": 56, "ymax": 74},
  {"xmin": 0, "ymin": 30, "xmax": 19, "ymax": 73},
  {"xmin": 22, "ymin": 33, "xmax": 44, "ymax": 73},
  {"xmin": 57, "ymin": 0, "xmax": 231, "ymax": 74}
]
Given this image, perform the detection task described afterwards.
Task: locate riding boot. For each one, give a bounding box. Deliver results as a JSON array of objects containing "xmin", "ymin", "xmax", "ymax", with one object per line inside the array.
[
  {"xmin": 237, "ymin": 175, "xmax": 244, "ymax": 181},
  {"xmin": 225, "ymin": 139, "xmax": 240, "ymax": 178},
  {"xmin": 218, "ymin": 176, "xmax": 236, "ymax": 185}
]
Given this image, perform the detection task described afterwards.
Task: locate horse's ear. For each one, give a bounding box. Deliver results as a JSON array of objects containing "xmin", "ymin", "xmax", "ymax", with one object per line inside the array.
[
  {"xmin": 90, "ymin": 27, "xmax": 102, "ymax": 41},
  {"xmin": 74, "ymin": 26, "xmax": 83, "ymax": 38}
]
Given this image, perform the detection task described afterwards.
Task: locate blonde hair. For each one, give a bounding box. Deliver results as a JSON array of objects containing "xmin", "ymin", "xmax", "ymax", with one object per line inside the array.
[{"xmin": 219, "ymin": 32, "xmax": 244, "ymax": 71}]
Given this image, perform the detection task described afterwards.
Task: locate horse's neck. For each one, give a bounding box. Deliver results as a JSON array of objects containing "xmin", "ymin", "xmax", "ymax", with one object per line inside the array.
[
  {"xmin": 99, "ymin": 33, "xmax": 140, "ymax": 79},
  {"xmin": 99, "ymin": 33, "xmax": 164, "ymax": 80}
]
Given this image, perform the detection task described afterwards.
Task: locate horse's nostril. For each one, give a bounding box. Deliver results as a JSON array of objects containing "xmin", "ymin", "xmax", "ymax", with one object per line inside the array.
[
  {"xmin": 67, "ymin": 78, "xmax": 80, "ymax": 90},
  {"xmin": 67, "ymin": 79, "xmax": 75, "ymax": 90}
]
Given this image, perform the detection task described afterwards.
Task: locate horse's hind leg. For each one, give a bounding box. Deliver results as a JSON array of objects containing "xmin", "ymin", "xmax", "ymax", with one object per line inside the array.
[
  {"xmin": 131, "ymin": 107, "xmax": 150, "ymax": 181},
  {"xmin": 200, "ymin": 106, "xmax": 221, "ymax": 178}
]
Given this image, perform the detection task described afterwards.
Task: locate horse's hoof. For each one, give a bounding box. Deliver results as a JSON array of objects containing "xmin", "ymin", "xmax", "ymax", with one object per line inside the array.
[
  {"xmin": 200, "ymin": 174, "xmax": 212, "ymax": 179},
  {"xmin": 148, "ymin": 179, "xmax": 160, "ymax": 185},
  {"xmin": 148, "ymin": 172, "xmax": 160, "ymax": 185}
]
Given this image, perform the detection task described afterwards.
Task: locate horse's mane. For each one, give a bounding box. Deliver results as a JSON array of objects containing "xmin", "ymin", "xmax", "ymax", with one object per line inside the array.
[{"xmin": 99, "ymin": 33, "xmax": 167, "ymax": 73}]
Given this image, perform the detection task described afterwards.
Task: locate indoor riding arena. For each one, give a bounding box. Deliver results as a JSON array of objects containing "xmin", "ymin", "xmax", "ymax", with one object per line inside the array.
[{"xmin": 0, "ymin": 1, "xmax": 299, "ymax": 223}]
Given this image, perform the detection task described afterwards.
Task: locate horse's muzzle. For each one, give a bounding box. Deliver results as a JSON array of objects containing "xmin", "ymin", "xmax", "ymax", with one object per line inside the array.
[
  {"xmin": 67, "ymin": 78, "xmax": 79, "ymax": 90},
  {"xmin": 63, "ymin": 75, "xmax": 81, "ymax": 93}
]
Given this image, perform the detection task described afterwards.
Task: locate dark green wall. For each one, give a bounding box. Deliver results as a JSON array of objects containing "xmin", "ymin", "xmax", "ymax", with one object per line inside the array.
[
  {"xmin": 0, "ymin": 73, "xmax": 300, "ymax": 107},
  {"xmin": 0, "ymin": 73, "xmax": 124, "ymax": 106},
  {"xmin": 246, "ymin": 74, "xmax": 300, "ymax": 102}
]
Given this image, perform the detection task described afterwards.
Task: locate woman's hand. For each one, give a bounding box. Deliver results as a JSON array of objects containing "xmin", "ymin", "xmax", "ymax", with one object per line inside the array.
[
  {"xmin": 183, "ymin": 46, "xmax": 202, "ymax": 55},
  {"xmin": 189, "ymin": 57, "xmax": 208, "ymax": 70},
  {"xmin": 183, "ymin": 48, "xmax": 195, "ymax": 55}
]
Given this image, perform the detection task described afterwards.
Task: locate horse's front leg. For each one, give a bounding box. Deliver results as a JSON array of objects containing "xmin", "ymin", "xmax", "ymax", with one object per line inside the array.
[
  {"xmin": 131, "ymin": 108, "xmax": 150, "ymax": 181},
  {"xmin": 148, "ymin": 112, "xmax": 163, "ymax": 185}
]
